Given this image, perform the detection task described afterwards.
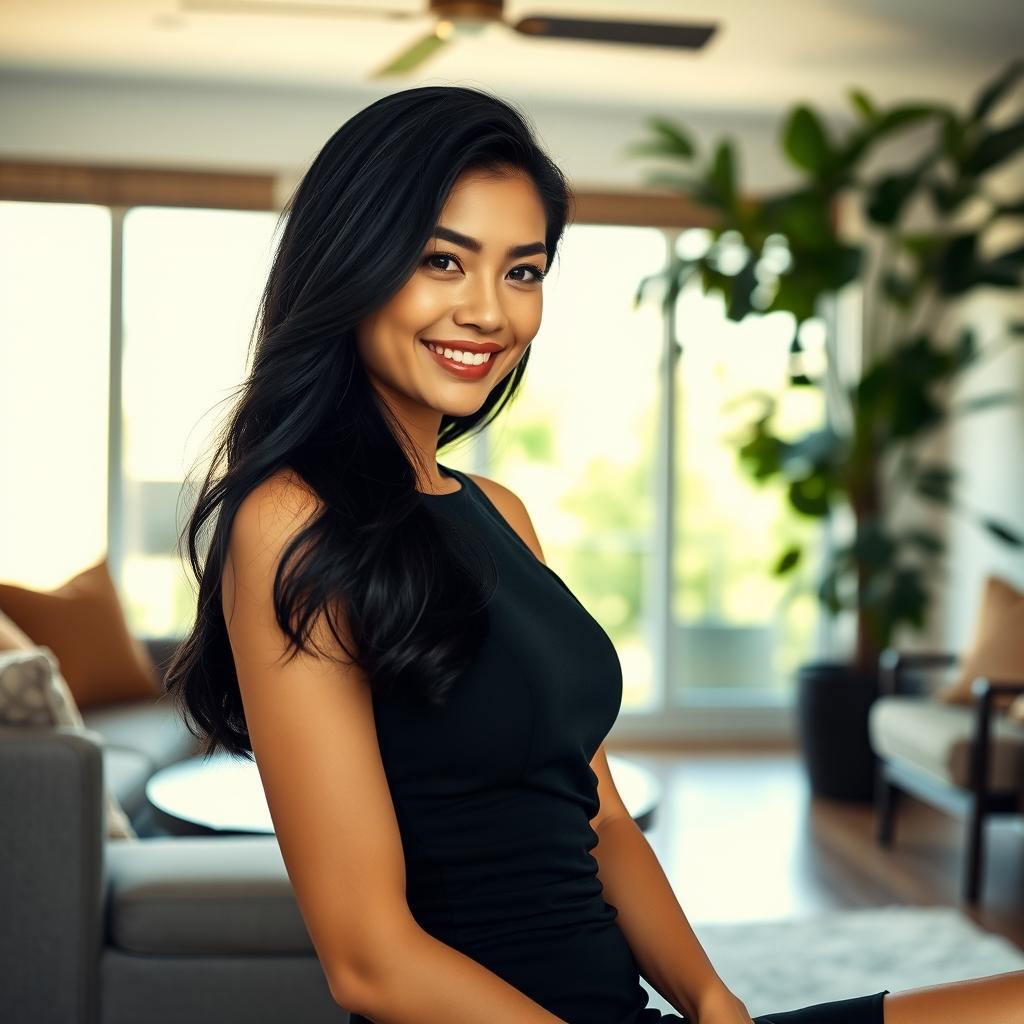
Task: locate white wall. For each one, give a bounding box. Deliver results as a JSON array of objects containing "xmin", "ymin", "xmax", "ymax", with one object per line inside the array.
[{"xmin": 0, "ymin": 68, "xmax": 805, "ymax": 198}]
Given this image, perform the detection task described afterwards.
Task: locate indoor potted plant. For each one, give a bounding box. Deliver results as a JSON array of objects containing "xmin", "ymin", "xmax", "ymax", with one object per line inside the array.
[{"xmin": 625, "ymin": 59, "xmax": 1024, "ymax": 799}]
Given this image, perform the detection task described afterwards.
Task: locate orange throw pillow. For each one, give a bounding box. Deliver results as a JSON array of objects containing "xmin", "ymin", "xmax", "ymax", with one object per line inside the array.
[
  {"xmin": 0, "ymin": 608, "xmax": 35, "ymax": 651},
  {"xmin": 935, "ymin": 575, "xmax": 1024, "ymax": 715},
  {"xmin": 0, "ymin": 557, "xmax": 159, "ymax": 709}
]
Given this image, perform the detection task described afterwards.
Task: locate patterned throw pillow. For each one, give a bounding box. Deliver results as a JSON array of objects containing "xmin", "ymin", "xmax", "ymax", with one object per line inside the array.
[{"xmin": 0, "ymin": 646, "xmax": 137, "ymax": 840}]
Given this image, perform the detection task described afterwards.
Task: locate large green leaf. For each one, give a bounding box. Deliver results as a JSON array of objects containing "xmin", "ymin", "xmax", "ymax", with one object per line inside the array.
[
  {"xmin": 971, "ymin": 260, "xmax": 1024, "ymax": 289},
  {"xmin": 867, "ymin": 169, "xmax": 922, "ymax": 226},
  {"xmin": 889, "ymin": 566, "xmax": 930, "ymax": 629},
  {"xmin": 881, "ymin": 268, "xmax": 920, "ymax": 308},
  {"xmin": 788, "ymin": 475, "xmax": 832, "ymax": 516},
  {"xmin": 961, "ymin": 114, "xmax": 1024, "ymax": 176},
  {"xmin": 783, "ymin": 105, "xmax": 833, "ymax": 176},
  {"xmin": 863, "ymin": 103, "xmax": 940, "ymax": 144},
  {"xmin": 640, "ymin": 116, "xmax": 697, "ymax": 159},
  {"xmin": 903, "ymin": 528, "xmax": 945, "ymax": 556},
  {"xmin": 914, "ymin": 464, "xmax": 956, "ymax": 503},
  {"xmin": 937, "ymin": 233, "xmax": 979, "ymax": 295},
  {"xmin": 848, "ymin": 88, "xmax": 877, "ymax": 122},
  {"xmin": 952, "ymin": 326, "xmax": 978, "ymax": 368},
  {"xmin": 993, "ymin": 196, "xmax": 1024, "ymax": 216},
  {"xmin": 853, "ymin": 521, "xmax": 896, "ymax": 566},
  {"xmin": 970, "ymin": 58, "xmax": 1024, "ymax": 122},
  {"xmin": 981, "ymin": 518, "xmax": 1023, "ymax": 547},
  {"xmin": 763, "ymin": 189, "xmax": 835, "ymax": 248},
  {"xmin": 707, "ymin": 140, "xmax": 739, "ymax": 213},
  {"xmin": 930, "ymin": 176, "xmax": 974, "ymax": 214},
  {"xmin": 817, "ymin": 565, "xmax": 843, "ymax": 615},
  {"xmin": 737, "ymin": 426, "xmax": 787, "ymax": 481},
  {"xmin": 774, "ymin": 545, "xmax": 802, "ymax": 576}
]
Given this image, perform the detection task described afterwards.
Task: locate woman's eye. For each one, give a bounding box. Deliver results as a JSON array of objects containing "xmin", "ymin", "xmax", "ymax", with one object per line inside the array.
[
  {"xmin": 510, "ymin": 264, "xmax": 547, "ymax": 284},
  {"xmin": 422, "ymin": 252, "xmax": 545, "ymax": 284},
  {"xmin": 424, "ymin": 253, "xmax": 459, "ymax": 273}
]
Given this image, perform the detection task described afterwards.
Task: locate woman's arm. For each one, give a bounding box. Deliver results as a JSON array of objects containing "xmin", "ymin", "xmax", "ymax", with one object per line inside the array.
[
  {"xmin": 590, "ymin": 812, "xmax": 729, "ymax": 1020},
  {"xmin": 351, "ymin": 921, "xmax": 569, "ymax": 1022},
  {"xmin": 225, "ymin": 472, "xmax": 568, "ymax": 1024}
]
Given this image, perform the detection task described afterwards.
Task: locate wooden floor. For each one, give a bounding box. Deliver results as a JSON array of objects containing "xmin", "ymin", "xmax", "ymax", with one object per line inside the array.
[{"xmin": 611, "ymin": 744, "xmax": 1024, "ymax": 952}]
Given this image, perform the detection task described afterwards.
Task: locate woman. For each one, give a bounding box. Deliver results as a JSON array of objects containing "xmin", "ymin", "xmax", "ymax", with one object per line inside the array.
[{"xmin": 165, "ymin": 85, "xmax": 1024, "ymax": 1024}]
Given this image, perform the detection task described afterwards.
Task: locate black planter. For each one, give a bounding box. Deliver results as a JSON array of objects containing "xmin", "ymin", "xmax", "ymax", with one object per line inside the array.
[{"xmin": 795, "ymin": 660, "xmax": 880, "ymax": 802}]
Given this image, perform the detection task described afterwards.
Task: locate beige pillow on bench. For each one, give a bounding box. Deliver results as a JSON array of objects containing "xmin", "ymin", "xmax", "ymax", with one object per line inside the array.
[{"xmin": 934, "ymin": 575, "xmax": 1024, "ymax": 723}]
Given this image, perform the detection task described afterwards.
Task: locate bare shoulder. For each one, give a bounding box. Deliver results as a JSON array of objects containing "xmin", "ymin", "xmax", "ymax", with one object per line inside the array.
[
  {"xmin": 222, "ymin": 468, "xmax": 323, "ymax": 629},
  {"xmin": 465, "ymin": 472, "xmax": 546, "ymax": 563},
  {"xmin": 230, "ymin": 468, "xmax": 323, "ymax": 557},
  {"xmin": 234, "ymin": 467, "xmax": 322, "ymax": 534}
]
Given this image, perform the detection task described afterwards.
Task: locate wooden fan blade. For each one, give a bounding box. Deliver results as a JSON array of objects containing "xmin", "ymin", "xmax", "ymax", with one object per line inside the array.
[
  {"xmin": 369, "ymin": 27, "xmax": 453, "ymax": 77},
  {"xmin": 513, "ymin": 14, "xmax": 718, "ymax": 50},
  {"xmin": 179, "ymin": 0, "xmax": 419, "ymax": 20}
]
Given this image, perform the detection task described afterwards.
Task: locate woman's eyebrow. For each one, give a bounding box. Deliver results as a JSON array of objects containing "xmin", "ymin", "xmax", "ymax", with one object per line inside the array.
[{"xmin": 431, "ymin": 225, "xmax": 547, "ymax": 260}]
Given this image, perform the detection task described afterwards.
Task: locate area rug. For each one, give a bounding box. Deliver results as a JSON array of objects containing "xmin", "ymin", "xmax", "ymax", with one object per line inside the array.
[{"xmin": 637, "ymin": 906, "xmax": 1024, "ymax": 1019}]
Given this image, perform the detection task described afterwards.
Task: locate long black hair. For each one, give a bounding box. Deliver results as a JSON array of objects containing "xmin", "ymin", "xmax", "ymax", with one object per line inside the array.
[{"xmin": 163, "ymin": 85, "xmax": 575, "ymax": 761}]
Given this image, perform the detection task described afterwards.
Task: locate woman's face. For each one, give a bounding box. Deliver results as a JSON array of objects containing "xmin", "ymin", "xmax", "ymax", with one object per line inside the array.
[{"xmin": 356, "ymin": 167, "xmax": 548, "ymax": 422}]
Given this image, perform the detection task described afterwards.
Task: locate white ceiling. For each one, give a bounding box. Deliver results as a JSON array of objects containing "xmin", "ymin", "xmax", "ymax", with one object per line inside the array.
[{"xmin": 1, "ymin": 0, "xmax": 1022, "ymax": 115}]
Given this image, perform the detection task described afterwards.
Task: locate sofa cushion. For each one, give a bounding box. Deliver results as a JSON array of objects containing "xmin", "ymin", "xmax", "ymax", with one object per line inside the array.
[
  {"xmin": 83, "ymin": 696, "xmax": 202, "ymax": 774},
  {"xmin": 869, "ymin": 695, "xmax": 1024, "ymax": 791},
  {"xmin": 105, "ymin": 836, "xmax": 315, "ymax": 956}
]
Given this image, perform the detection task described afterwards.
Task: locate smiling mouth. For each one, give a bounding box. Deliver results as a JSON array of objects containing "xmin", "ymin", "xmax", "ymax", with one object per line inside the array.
[
  {"xmin": 419, "ymin": 339, "xmax": 502, "ymax": 379},
  {"xmin": 421, "ymin": 340, "xmax": 497, "ymax": 361}
]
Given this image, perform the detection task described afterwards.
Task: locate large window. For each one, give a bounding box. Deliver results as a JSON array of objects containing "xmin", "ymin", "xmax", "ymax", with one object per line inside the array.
[
  {"xmin": 671, "ymin": 272, "xmax": 826, "ymax": 706},
  {"xmin": 1, "ymin": 189, "xmax": 829, "ymax": 725},
  {"xmin": 120, "ymin": 206, "xmax": 280, "ymax": 635},
  {"xmin": 0, "ymin": 201, "xmax": 110, "ymax": 589}
]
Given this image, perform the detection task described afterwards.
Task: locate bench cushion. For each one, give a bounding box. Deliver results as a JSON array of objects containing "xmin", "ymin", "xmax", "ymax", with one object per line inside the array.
[{"xmin": 869, "ymin": 695, "xmax": 1024, "ymax": 791}]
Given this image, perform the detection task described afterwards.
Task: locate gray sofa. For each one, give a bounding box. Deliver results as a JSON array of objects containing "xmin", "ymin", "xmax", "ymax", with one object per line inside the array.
[{"xmin": 0, "ymin": 637, "xmax": 353, "ymax": 1024}]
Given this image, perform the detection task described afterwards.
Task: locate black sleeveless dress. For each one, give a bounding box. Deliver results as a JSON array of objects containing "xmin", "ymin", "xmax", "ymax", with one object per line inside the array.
[{"xmin": 348, "ymin": 464, "xmax": 890, "ymax": 1024}]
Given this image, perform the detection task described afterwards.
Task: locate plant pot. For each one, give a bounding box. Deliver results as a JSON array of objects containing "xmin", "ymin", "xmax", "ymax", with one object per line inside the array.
[{"xmin": 795, "ymin": 660, "xmax": 880, "ymax": 802}]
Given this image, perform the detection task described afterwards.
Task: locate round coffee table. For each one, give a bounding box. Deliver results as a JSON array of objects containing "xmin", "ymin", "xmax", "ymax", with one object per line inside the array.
[{"xmin": 145, "ymin": 751, "xmax": 661, "ymax": 836}]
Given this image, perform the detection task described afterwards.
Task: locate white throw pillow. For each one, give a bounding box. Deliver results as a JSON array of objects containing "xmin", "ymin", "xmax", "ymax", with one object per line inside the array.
[{"xmin": 0, "ymin": 645, "xmax": 137, "ymax": 840}]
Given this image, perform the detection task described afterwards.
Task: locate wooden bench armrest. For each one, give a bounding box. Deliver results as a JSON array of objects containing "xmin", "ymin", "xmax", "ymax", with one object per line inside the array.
[{"xmin": 877, "ymin": 649, "xmax": 959, "ymax": 696}]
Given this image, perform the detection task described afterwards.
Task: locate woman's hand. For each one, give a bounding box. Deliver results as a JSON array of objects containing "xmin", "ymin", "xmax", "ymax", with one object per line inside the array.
[{"xmin": 694, "ymin": 984, "xmax": 756, "ymax": 1024}]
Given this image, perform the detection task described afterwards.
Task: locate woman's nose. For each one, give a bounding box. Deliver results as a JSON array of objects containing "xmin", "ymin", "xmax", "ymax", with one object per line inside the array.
[{"xmin": 453, "ymin": 276, "xmax": 507, "ymax": 334}]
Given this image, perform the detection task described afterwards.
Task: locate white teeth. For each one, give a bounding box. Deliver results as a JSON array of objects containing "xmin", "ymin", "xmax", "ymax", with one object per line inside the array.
[{"xmin": 427, "ymin": 343, "xmax": 492, "ymax": 366}]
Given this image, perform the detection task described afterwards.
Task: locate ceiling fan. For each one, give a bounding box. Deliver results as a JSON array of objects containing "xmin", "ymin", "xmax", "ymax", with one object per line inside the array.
[{"xmin": 178, "ymin": 1, "xmax": 718, "ymax": 78}]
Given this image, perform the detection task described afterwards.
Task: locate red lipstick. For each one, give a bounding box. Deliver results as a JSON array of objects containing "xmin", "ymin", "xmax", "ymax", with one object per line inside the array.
[{"xmin": 419, "ymin": 339, "xmax": 502, "ymax": 381}]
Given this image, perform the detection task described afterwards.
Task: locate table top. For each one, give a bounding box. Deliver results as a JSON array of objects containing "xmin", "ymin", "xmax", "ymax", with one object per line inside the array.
[{"xmin": 145, "ymin": 751, "xmax": 662, "ymax": 836}]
